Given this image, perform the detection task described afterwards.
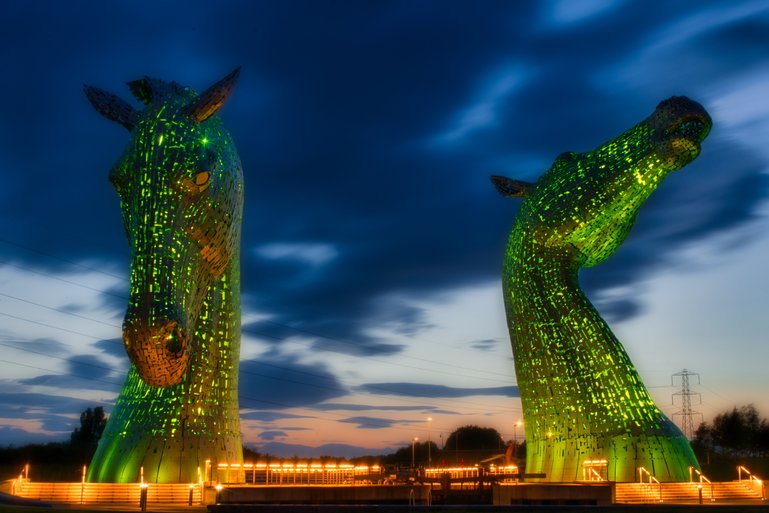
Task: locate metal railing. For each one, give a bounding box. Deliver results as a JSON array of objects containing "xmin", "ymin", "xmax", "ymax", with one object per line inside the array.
[
  {"xmin": 638, "ymin": 467, "xmax": 662, "ymax": 502},
  {"xmin": 689, "ymin": 466, "xmax": 714, "ymax": 502},
  {"xmin": 738, "ymin": 465, "xmax": 766, "ymax": 500},
  {"xmin": 581, "ymin": 458, "xmax": 607, "ymax": 481}
]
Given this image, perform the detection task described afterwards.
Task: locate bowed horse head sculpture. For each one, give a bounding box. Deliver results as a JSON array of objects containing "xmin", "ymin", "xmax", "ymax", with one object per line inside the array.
[
  {"xmin": 85, "ymin": 68, "xmax": 241, "ymax": 388},
  {"xmin": 493, "ymin": 96, "xmax": 711, "ymax": 482},
  {"xmin": 84, "ymin": 68, "xmax": 244, "ymax": 482}
]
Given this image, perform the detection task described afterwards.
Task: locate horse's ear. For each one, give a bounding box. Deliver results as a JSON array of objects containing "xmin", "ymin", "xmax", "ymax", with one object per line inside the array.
[
  {"xmin": 84, "ymin": 85, "xmax": 137, "ymax": 131},
  {"xmin": 491, "ymin": 175, "xmax": 532, "ymax": 197},
  {"xmin": 127, "ymin": 78, "xmax": 154, "ymax": 105},
  {"xmin": 185, "ymin": 67, "xmax": 241, "ymax": 123}
]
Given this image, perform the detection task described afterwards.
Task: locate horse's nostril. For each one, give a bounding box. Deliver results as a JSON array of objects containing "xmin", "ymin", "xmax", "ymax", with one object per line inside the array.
[
  {"xmin": 165, "ymin": 326, "xmax": 185, "ymax": 357},
  {"xmin": 121, "ymin": 317, "xmax": 191, "ymax": 387}
]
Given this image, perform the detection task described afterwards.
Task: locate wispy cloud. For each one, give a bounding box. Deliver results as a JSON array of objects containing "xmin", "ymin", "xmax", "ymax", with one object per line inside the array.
[
  {"xmin": 540, "ymin": 0, "xmax": 626, "ymax": 27},
  {"xmin": 254, "ymin": 242, "xmax": 339, "ymax": 267},
  {"xmin": 469, "ymin": 338, "xmax": 500, "ymax": 352},
  {"xmin": 314, "ymin": 403, "xmax": 435, "ymax": 412},
  {"xmin": 432, "ymin": 64, "xmax": 530, "ymax": 145},
  {"xmin": 359, "ymin": 382, "xmax": 519, "ymax": 398},
  {"xmin": 338, "ymin": 416, "xmax": 399, "ymax": 429}
]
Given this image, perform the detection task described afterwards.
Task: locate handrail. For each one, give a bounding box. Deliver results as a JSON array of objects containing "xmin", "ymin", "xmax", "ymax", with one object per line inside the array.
[
  {"xmin": 738, "ymin": 465, "xmax": 766, "ymax": 500},
  {"xmin": 638, "ymin": 467, "xmax": 662, "ymax": 502},
  {"xmin": 588, "ymin": 468, "xmax": 604, "ymax": 481},
  {"xmin": 689, "ymin": 466, "xmax": 714, "ymax": 502}
]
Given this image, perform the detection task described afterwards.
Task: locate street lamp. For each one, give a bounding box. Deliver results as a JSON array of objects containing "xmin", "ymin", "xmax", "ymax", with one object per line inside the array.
[
  {"xmin": 412, "ymin": 437, "xmax": 419, "ymax": 467},
  {"xmin": 512, "ymin": 420, "xmax": 522, "ymax": 459},
  {"xmin": 427, "ymin": 417, "xmax": 433, "ymax": 466}
]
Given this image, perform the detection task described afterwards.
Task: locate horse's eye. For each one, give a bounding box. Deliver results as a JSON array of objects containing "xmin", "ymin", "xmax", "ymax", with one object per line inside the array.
[
  {"xmin": 194, "ymin": 171, "xmax": 210, "ymax": 188},
  {"xmin": 178, "ymin": 171, "xmax": 211, "ymax": 194}
]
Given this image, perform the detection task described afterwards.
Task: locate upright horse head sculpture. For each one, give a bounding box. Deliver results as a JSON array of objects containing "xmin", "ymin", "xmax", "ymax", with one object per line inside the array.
[
  {"xmin": 493, "ymin": 97, "xmax": 711, "ymax": 482},
  {"xmin": 84, "ymin": 69, "xmax": 244, "ymax": 483}
]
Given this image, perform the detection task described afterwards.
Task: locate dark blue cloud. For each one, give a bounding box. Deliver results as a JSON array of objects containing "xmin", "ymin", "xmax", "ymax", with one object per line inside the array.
[
  {"xmin": 18, "ymin": 354, "xmax": 122, "ymax": 392},
  {"xmin": 593, "ymin": 297, "xmax": 644, "ymax": 324},
  {"xmin": 239, "ymin": 356, "xmax": 348, "ymax": 410},
  {"xmin": 240, "ymin": 411, "xmax": 314, "ymax": 422},
  {"xmin": 96, "ymin": 283, "xmax": 131, "ymax": 321},
  {"xmin": 258, "ymin": 430, "xmax": 288, "ymax": 441},
  {"xmin": 0, "ymin": 392, "xmax": 110, "ymax": 442},
  {"xmin": 313, "ymin": 403, "xmax": 434, "ymax": 412},
  {"xmin": 359, "ymin": 383, "xmax": 519, "ymax": 398},
  {"xmin": 469, "ymin": 339, "xmax": 501, "ymax": 352},
  {"xmin": 0, "ymin": 426, "xmax": 57, "ymax": 447},
  {"xmin": 0, "ymin": 337, "xmax": 68, "ymax": 356},
  {"xmin": 0, "ymin": 392, "xmax": 94, "ymax": 414},
  {"xmin": 338, "ymin": 416, "xmax": 399, "ymax": 430},
  {"xmin": 93, "ymin": 338, "xmax": 127, "ymax": 359},
  {"xmin": 241, "ymin": 319, "xmax": 404, "ymax": 357}
]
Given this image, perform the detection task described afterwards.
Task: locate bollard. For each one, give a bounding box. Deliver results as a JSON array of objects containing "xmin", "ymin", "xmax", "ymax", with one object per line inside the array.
[
  {"xmin": 188, "ymin": 484, "xmax": 194, "ymax": 506},
  {"xmin": 698, "ymin": 484, "xmax": 703, "ymax": 505},
  {"xmin": 215, "ymin": 484, "xmax": 223, "ymax": 504},
  {"xmin": 140, "ymin": 483, "xmax": 148, "ymax": 511}
]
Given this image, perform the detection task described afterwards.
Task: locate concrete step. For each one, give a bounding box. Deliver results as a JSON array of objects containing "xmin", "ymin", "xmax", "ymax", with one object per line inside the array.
[{"xmin": 616, "ymin": 481, "xmax": 764, "ymax": 504}]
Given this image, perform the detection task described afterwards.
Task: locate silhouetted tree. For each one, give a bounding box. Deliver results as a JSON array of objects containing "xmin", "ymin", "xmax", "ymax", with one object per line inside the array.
[
  {"xmin": 243, "ymin": 445, "xmax": 263, "ymax": 461},
  {"xmin": 693, "ymin": 405, "xmax": 769, "ymax": 458},
  {"xmin": 444, "ymin": 425, "xmax": 504, "ymax": 451},
  {"xmin": 70, "ymin": 407, "xmax": 107, "ymax": 449},
  {"xmin": 382, "ymin": 441, "xmax": 439, "ymax": 466},
  {"xmin": 0, "ymin": 406, "xmax": 110, "ymax": 481}
]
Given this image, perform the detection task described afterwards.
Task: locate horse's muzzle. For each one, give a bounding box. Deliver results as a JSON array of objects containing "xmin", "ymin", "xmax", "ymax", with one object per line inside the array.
[{"xmin": 122, "ymin": 318, "xmax": 191, "ymax": 387}]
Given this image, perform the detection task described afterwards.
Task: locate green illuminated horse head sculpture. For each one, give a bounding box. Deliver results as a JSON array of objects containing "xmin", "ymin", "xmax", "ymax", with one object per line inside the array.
[
  {"xmin": 84, "ymin": 69, "xmax": 244, "ymax": 483},
  {"xmin": 493, "ymin": 97, "xmax": 711, "ymax": 482}
]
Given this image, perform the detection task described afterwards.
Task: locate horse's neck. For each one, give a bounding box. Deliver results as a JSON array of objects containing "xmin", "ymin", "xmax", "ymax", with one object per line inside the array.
[
  {"xmin": 190, "ymin": 261, "xmax": 241, "ymax": 381},
  {"xmin": 505, "ymin": 236, "xmax": 660, "ymax": 438},
  {"xmin": 505, "ymin": 239, "xmax": 608, "ymax": 354}
]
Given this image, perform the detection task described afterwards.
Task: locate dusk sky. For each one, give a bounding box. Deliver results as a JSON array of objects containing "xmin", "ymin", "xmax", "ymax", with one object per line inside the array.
[{"xmin": 1, "ymin": 0, "xmax": 768, "ymax": 458}]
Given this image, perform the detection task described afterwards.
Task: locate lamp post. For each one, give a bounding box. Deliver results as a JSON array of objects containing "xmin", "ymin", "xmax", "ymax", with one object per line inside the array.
[
  {"xmin": 139, "ymin": 483, "xmax": 148, "ymax": 511},
  {"xmin": 427, "ymin": 417, "xmax": 432, "ymax": 467},
  {"xmin": 412, "ymin": 437, "xmax": 419, "ymax": 467},
  {"xmin": 513, "ymin": 420, "xmax": 522, "ymax": 455}
]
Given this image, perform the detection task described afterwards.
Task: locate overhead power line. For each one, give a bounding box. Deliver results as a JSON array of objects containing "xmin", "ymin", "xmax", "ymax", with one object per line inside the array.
[
  {"xmin": 0, "ymin": 255, "xmax": 516, "ymax": 385},
  {"xmin": 0, "ymin": 237, "xmax": 127, "ymax": 281},
  {"xmin": 0, "ymin": 353, "xmax": 511, "ymax": 436}
]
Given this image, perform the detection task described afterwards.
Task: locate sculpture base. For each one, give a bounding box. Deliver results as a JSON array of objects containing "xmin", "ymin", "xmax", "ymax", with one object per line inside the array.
[{"xmin": 525, "ymin": 432, "xmax": 698, "ymax": 482}]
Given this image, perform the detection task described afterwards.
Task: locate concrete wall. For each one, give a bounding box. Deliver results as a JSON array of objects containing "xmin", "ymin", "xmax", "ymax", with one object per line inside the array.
[
  {"xmin": 211, "ymin": 485, "xmax": 431, "ymax": 505},
  {"xmin": 493, "ymin": 482, "xmax": 614, "ymax": 506}
]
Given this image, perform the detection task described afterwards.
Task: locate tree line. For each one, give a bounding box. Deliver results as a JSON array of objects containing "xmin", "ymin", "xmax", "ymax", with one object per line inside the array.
[
  {"xmin": 0, "ymin": 407, "xmax": 107, "ymax": 481},
  {"xmin": 692, "ymin": 404, "xmax": 769, "ymax": 458},
  {"xmin": 3, "ymin": 405, "xmax": 767, "ymax": 482}
]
